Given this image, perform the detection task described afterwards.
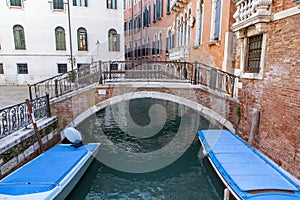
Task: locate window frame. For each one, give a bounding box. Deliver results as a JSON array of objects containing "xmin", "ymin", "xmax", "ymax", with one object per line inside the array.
[
  {"xmin": 17, "ymin": 63, "xmax": 28, "ymax": 74},
  {"xmin": 77, "ymin": 27, "xmax": 88, "ymax": 51},
  {"xmin": 73, "ymin": 0, "xmax": 88, "ymax": 7},
  {"xmin": 240, "ymin": 30, "xmax": 267, "ymax": 80},
  {"xmin": 53, "ymin": 0, "xmax": 64, "ymax": 10},
  {"xmin": 108, "ymin": 29, "xmax": 120, "ymax": 52},
  {"xmin": 9, "ymin": 0, "xmax": 23, "ymax": 8},
  {"xmin": 55, "ymin": 27, "xmax": 66, "ymax": 50},
  {"xmin": 107, "ymin": 0, "xmax": 117, "ymax": 9},
  {"xmin": 0, "ymin": 63, "xmax": 4, "ymax": 74},
  {"xmin": 57, "ymin": 63, "xmax": 68, "ymax": 73},
  {"xmin": 13, "ymin": 25, "xmax": 26, "ymax": 50}
]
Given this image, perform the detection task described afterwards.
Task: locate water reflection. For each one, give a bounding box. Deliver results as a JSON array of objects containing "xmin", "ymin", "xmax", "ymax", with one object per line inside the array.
[{"xmin": 67, "ymin": 98, "xmax": 220, "ymax": 199}]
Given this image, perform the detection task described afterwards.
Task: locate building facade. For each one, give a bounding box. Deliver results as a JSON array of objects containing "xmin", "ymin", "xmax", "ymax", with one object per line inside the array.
[
  {"xmin": 0, "ymin": 0, "xmax": 124, "ymax": 85},
  {"xmin": 124, "ymin": 0, "xmax": 175, "ymax": 61},
  {"xmin": 232, "ymin": 0, "xmax": 300, "ymax": 178},
  {"xmin": 170, "ymin": 0, "xmax": 236, "ymax": 72}
]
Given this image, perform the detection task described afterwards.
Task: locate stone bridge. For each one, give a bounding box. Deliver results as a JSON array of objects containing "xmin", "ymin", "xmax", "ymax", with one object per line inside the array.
[{"xmin": 50, "ymin": 82, "xmax": 240, "ymax": 135}]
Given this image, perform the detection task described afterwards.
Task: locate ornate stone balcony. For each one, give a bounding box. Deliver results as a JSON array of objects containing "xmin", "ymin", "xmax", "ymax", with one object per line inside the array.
[
  {"xmin": 292, "ymin": 0, "xmax": 300, "ymax": 8},
  {"xmin": 232, "ymin": 0, "xmax": 273, "ymax": 33},
  {"xmin": 171, "ymin": 0, "xmax": 189, "ymax": 13},
  {"xmin": 169, "ymin": 46, "xmax": 189, "ymax": 61}
]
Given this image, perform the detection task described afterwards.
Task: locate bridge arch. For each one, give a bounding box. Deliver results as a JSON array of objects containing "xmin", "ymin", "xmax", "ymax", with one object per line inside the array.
[{"xmin": 71, "ymin": 91, "xmax": 235, "ymax": 133}]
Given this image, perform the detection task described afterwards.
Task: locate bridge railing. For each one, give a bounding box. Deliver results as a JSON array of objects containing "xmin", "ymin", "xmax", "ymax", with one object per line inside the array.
[
  {"xmin": 28, "ymin": 60, "xmax": 238, "ymax": 100},
  {"xmin": 192, "ymin": 62, "xmax": 237, "ymax": 96},
  {"xmin": 0, "ymin": 94, "xmax": 51, "ymax": 139}
]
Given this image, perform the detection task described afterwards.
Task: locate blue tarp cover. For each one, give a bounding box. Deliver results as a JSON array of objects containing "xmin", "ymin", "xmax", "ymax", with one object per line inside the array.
[
  {"xmin": 198, "ymin": 130, "xmax": 300, "ymax": 199},
  {"xmin": 0, "ymin": 144, "xmax": 98, "ymax": 195}
]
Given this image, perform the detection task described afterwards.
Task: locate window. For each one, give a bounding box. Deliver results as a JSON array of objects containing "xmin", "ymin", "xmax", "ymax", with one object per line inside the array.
[
  {"xmin": 124, "ymin": 21, "xmax": 127, "ymax": 36},
  {"xmin": 77, "ymin": 28, "xmax": 88, "ymax": 51},
  {"xmin": 10, "ymin": 0, "xmax": 22, "ymax": 7},
  {"xmin": 128, "ymin": 19, "xmax": 132, "ymax": 35},
  {"xmin": 13, "ymin": 25, "xmax": 26, "ymax": 50},
  {"xmin": 153, "ymin": 1, "xmax": 156, "ymax": 22},
  {"xmin": 210, "ymin": 0, "xmax": 222, "ymax": 42},
  {"xmin": 245, "ymin": 34, "xmax": 263, "ymax": 73},
  {"xmin": 58, "ymin": 64, "xmax": 67, "ymax": 73},
  {"xmin": 0, "ymin": 64, "xmax": 4, "ymax": 74},
  {"xmin": 152, "ymin": 35, "xmax": 156, "ymax": 56},
  {"xmin": 17, "ymin": 63, "xmax": 28, "ymax": 74},
  {"xmin": 158, "ymin": 33, "xmax": 162, "ymax": 55},
  {"xmin": 123, "ymin": 0, "xmax": 126, "ymax": 10},
  {"xmin": 156, "ymin": 0, "xmax": 163, "ymax": 19},
  {"xmin": 55, "ymin": 27, "xmax": 66, "ymax": 50},
  {"xmin": 108, "ymin": 29, "xmax": 120, "ymax": 51},
  {"xmin": 143, "ymin": 5, "xmax": 151, "ymax": 27},
  {"xmin": 73, "ymin": 0, "xmax": 87, "ymax": 7},
  {"xmin": 107, "ymin": 0, "xmax": 117, "ymax": 9},
  {"xmin": 128, "ymin": 0, "xmax": 132, "ymax": 8},
  {"xmin": 166, "ymin": 0, "xmax": 171, "ymax": 14},
  {"xmin": 196, "ymin": 0, "xmax": 204, "ymax": 46},
  {"xmin": 53, "ymin": 0, "xmax": 64, "ymax": 10}
]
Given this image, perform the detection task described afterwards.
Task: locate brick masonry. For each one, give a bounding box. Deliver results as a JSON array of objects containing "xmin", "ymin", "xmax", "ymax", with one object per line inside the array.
[{"xmin": 235, "ymin": 10, "xmax": 300, "ymax": 178}]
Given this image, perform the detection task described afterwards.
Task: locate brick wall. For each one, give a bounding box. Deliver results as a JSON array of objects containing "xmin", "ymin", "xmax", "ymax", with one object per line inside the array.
[{"xmin": 237, "ymin": 11, "xmax": 300, "ymax": 178}]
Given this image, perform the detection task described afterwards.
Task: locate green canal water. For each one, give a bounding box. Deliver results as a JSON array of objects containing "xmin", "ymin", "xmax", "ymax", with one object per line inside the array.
[{"xmin": 66, "ymin": 98, "xmax": 221, "ymax": 200}]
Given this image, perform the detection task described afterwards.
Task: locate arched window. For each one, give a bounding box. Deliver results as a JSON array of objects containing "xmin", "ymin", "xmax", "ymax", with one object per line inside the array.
[
  {"xmin": 77, "ymin": 27, "xmax": 88, "ymax": 51},
  {"xmin": 13, "ymin": 25, "xmax": 26, "ymax": 50},
  {"xmin": 55, "ymin": 27, "xmax": 66, "ymax": 50},
  {"xmin": 108, "ymin": 29, "xmax": 120, "ymax": 51}
]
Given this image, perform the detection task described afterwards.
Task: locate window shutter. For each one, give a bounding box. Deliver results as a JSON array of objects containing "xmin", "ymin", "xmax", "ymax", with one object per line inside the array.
[
  {"xmin": 116, "ymin": 34, "xmax": 120, "ymax": 51},
  {"xmin": 214, "ymin": 0, "xmax": 221, "ymax": 40}
]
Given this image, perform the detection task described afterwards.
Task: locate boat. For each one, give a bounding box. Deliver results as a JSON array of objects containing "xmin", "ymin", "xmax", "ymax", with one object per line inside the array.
[
  {"xmin": 198, "ymin": 129, "xmax": 300, "ymax": 200},
  {"xmin": 0, "ymin": 127, "xmax": 100, "ymax": 200}
]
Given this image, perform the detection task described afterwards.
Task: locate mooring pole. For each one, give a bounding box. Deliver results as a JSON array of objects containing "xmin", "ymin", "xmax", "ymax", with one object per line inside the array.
[{"xmin": 26, "ymin": 99, "xmax": 45, "ymax": 152}]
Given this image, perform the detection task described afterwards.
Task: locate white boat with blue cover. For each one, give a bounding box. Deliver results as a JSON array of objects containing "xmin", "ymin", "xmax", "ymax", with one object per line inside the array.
[
  {"xmin": 0, "ymin": 143, "xmax": 100, "ymax": 200},
  {"xmin": 198, "ymin": 129, "xmax": 300, "ymax": 200}
]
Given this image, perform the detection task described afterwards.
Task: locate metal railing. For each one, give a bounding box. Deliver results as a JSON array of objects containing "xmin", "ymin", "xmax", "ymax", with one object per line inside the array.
[
  {"xmin": 28, "ymin": 60, "xmax": 238, "ymax": 100},
  {"xmin": 0, "ymin": 94, "xmax": 51, "ymax": 139},
  {"xmin": 192, "ymin": 62, "xmax": 236, "ymax": 96}
]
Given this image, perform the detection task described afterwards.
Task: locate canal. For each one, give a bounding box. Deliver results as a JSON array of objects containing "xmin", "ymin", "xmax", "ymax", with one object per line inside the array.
[{"xmin": 66, "ymin": 98, "xmax": 221, "ymax": 200}]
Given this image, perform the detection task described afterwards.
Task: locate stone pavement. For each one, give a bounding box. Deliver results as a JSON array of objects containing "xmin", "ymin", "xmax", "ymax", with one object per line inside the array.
[{"xmin": 0, "ymin": 85, "xmax": 30, "ymax": 108}]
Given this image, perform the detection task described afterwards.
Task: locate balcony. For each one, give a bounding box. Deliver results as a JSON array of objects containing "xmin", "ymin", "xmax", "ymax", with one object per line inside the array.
[
  {"xmin": 292, "ymin": 0, "xmax": 300, "ymax": 8},
  {"xmin": 232, "ymin": 0, "xmax": 273, "ymax": 33},
  {"xmin": 169, "ymin": 46, "xmax": 189, "ymax": 61},
  {"xmin": 171, "ymin": 0, "xmax": 189, "ymax": 13}
]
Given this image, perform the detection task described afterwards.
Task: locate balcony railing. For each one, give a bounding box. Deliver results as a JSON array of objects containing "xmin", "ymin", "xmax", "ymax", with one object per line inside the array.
[{"xmin": 232, "ymin": 0, "xmax": 273, "ymax": 32}]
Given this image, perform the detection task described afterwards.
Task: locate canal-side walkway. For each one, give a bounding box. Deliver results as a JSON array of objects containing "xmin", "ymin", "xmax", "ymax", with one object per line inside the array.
[{"xmin": 0, "ymin": 86, "xmax": 29, "ymax": 108}]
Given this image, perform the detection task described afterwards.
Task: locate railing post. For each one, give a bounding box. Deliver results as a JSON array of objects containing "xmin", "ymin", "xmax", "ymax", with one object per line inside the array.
[
  {"xmin": 45, "ymin": 93, "xmax": 51, "ymax": 117},
  {"xmin": 54, "ymin": 79, "xmax": 59, "ymax": 97},
  {"xmin": 28, "ymin": 84, "xmax": 33, "ymax": 100},
  {"xmin": 99, "ymin": 61, "xmax": 103, "ymax": 84},
  {"xmin": 109, "ymin": 61, "xmax": 112, "ymax": 80},
  {"xmin": 209, "ymin": 68, "xmax": 217, "ymax": 90},
  {"xmin": 192, "ymin": 63, "xmax": 197, "ymax": 85}
]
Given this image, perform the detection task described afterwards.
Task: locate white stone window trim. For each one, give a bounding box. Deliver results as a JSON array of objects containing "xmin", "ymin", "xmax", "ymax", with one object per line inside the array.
[
  {"xmin": 8, "ymin": 0, "xmax": 24, "ymax": 9},
  {"xmin": 239, "ymin": 27, "xmax": 268, "ymax": 80}
]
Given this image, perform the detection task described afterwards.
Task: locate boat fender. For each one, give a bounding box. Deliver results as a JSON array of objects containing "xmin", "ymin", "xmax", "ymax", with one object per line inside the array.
[{"xmin": 62, "ymin": 127, "xmax": 83, "ymax": 148}]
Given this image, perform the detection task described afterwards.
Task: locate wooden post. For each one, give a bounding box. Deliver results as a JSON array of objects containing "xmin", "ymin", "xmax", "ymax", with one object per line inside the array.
[{"xmin": 26, "ymin": 99, "xmax": 45, "ymax": 152}]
